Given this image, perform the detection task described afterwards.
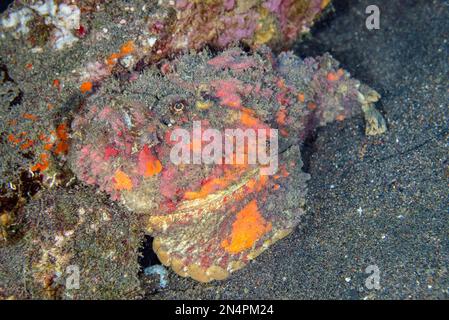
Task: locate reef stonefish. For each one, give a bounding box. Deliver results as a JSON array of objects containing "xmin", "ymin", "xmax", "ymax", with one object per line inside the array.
[{"xmin": 68, "ymin": 46, "xmax": 381, "ymax": 282}]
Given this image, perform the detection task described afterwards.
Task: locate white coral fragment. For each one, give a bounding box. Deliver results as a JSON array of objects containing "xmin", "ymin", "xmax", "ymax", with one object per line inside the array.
[
  {"xmin": 1, "ymin": 8, "xmax": 33, "ymax": 35},
  {"xmin": 1, "ymin": 0, "xmax": 81, "ymax": 50}
]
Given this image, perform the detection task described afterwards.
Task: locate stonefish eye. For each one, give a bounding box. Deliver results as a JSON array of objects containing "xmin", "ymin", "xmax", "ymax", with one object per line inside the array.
[{"xmin": 170, "ymin": 100, "xmax": 187, "ymax": 114}]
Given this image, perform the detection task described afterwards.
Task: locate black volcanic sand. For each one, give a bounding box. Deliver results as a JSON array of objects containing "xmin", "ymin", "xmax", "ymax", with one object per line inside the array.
[{"xmin": 149, "ymin": 0, "xmax": 448, "ymax": 299}]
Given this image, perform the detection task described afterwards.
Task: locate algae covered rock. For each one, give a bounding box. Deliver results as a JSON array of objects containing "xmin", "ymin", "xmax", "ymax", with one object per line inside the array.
[
  {"xmin": 21, "ymin": 187, "xmax": 143, "ymax": 299},
  {"xmin": 157, "ymin": 0, "xmax": 331, "ymax": 51}
]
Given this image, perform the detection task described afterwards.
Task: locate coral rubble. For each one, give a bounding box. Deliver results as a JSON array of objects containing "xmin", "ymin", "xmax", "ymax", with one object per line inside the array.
[{"xmin": 1, "ymin": 187, "xmax": 143, "ymax": 299}]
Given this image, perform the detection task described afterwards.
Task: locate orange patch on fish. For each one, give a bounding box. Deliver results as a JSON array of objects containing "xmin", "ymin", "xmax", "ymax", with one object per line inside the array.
[
  {"xmin": 183, "ymin": 166, "xmax": 247, "ymax": 200},
  {"xmin": 276, "ymin": 108, "xmax": 288, "ymax": 126},
  {"xmin": 221, "ymin": 200, "xmax": 272, "ymax": 254},
  {"xmin": 183, "ymin": 177, "xmax": 230, "ymax": 200},
  {"xmin": 307, "ymin": 102, "xmax": 317, "ymax": 111},
  {"xmin": 120, "ymin": 41, "xmax": 135, "ymax": 55},
  {"xmin": 240, "ymin": 110, "xmax": 260, "ymax": 127},
  {"xmin": 245, "ymin": 175, "xmax": 268, "ymax": 193},
  {"xmin": 22, "ymin": 113, "xmax": 38, "ymax": 121},
  {"xmin": 113, "ymin": 169, "xmax": 133, "ymax": 190},
  {"xmin": 327, "ymin": 69, "xmax": 344, "ymax": 82},
  {"xmin": 138, "ymin": 145, "xmax": 163, "ymax": 177}
]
